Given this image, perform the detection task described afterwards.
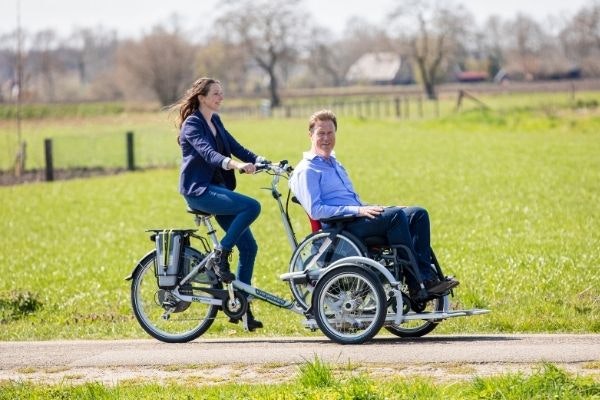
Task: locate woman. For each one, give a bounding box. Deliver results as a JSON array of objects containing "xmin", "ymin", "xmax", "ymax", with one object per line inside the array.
[{"xmin": 174, "ymin": 77, "xmax": 267, "ymax": 330}]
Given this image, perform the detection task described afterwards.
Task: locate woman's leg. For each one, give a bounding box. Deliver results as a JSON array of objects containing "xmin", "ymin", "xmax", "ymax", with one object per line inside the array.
[
  {"xmin": 184, "ymin": 185, "xmax": 260, "ymax": 251},
  {"xmin": 215, "ymin": 214, "xmax": 258, "ymax": 286}
]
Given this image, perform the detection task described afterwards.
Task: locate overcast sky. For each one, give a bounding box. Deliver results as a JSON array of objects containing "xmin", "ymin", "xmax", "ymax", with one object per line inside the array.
[{"xmin": 0, "ymin": 0, "xmax": 591, "ymax": 39}]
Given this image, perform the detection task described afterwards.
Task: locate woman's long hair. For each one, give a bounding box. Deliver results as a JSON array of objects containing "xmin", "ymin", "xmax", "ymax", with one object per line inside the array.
[{"xmin": 170, "ymin": 77, "xmax": 220, "ymax": 129}]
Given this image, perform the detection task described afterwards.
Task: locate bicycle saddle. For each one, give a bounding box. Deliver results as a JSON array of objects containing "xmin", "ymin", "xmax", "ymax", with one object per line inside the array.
[{"xmin": 186, "ymin": 207, "xmax": 212, "ymax": 217}]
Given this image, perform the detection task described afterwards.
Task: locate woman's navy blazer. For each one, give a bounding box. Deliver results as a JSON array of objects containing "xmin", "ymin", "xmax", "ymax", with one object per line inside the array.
[{"xmin": 179, "ymin": 111, "xmax": 258, "ymax": 196}]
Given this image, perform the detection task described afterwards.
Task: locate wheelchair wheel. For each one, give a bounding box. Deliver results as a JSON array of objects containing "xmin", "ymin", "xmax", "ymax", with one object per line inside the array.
[
  {"xmin": 289, "ymin": 231, "xmax": 363, "ymax": 310},
  {"xmin": 385, "ymin": 261, "xmax": 444, "ymax": 338},
  {"xmin": 312, "ymin": 265, "xmax": 386, "ymax": 344},
  {"xmin": 131, "ymin": 247, "xmax": 220, "ymax": 343},
  {"xmin": 385, "ymin": 293, "xmax": 443, "ymax": 338}
]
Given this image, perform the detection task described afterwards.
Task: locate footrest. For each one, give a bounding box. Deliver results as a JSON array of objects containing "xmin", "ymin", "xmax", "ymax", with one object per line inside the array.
[{"xmin": 280, "ymin": 271, "xmax": 308, "ymax": 283}]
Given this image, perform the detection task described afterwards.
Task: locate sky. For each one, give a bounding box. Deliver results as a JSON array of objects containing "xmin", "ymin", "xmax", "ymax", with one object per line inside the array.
[{"xmin": 0, "ymin": 0, "xmax": 592, "ymax": 39}]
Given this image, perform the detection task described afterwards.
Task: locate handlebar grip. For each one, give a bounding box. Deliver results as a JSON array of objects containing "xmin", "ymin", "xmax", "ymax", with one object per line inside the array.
[
  {"xmin": 239, "ymin": 160, "xmax": 291, "ymax": 174},
  {"xmin": 239, "ymin": 162, "xmax": 269, "ymax": 174}
]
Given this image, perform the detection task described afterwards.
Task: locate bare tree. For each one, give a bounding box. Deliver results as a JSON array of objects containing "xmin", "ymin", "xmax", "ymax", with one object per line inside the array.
[
  {"xmin": 302, "ymin": 27, "xmax": 345, "ymax": 87},
  {"xmin": 195, "ymin": 36, "xmax": 249, "ymax": 96},
  {"xmin": 66, "ymin": 27, "xmax": 118, "ymax": 86},
  {"xmin": 559, "ymin": 0, "xmax": 600, "ymax": 76},
  {"xmin": 477, "ymin": 16, "xmax": 505, "ymax": 80},
  {"xmin": 389, "ymin": 0, "xmax": 473, "ymax": 99},
  {"xmin": 29, "ymin": 29, "xmax": 62, "ymax": 101},
  {"xmin": 0, "ymin": 31, "xmax": 21, "ymax": 102},
  {"xmin": 216, "ymin": 0, "xmax": 308, "ymax": 107},
  {"xmin": 117, "ymin": 26, "xmax": 196, "ymax": 106},
  {"xmin": 502, "ymin": 14, "xmax": 547, "ymax": 80}
]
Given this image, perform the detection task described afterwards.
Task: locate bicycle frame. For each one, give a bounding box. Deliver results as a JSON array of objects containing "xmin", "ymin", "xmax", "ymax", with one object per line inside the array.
[{"xmin": 171, "ymin": 161, "xmax": 304, "ymax": 318}]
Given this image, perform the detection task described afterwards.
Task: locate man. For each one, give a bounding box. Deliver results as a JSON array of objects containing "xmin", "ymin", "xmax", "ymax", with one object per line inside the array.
[{"xmin": 289, "ymin": 109, "xmax": 459, "ymax": 297}]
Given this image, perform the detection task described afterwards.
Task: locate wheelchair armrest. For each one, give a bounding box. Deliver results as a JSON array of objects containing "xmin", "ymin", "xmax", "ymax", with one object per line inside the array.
[{"xmin": 320, "ymin": 214, "xmax": 357, "ymax": 225}]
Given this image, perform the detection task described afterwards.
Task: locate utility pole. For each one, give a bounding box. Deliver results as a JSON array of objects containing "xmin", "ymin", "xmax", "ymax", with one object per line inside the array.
[{"xmin": 14, "ymin": 0, "xmax": 25, "ymax": 177}]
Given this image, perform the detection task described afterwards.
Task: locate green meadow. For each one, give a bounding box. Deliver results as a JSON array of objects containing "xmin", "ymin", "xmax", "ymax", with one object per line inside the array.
[
  {"xmin": 0, "ymin": 92, "xmax": 599, "ymax": 340},
  {"xmin": 1, "ymin": 362, "xmax": 599, "ymax": 399}
]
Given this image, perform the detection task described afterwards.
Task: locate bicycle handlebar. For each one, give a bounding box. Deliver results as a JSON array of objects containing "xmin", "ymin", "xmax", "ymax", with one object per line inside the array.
[{"xmin": 240, "ymin": 160, "xmax": 293, "ymax": 175}]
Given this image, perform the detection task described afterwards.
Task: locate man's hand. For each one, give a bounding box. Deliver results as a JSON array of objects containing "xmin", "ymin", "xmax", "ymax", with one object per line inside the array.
[{"xmin": 358, "ymin": 205, "xmax": 384, "ymax": 219}]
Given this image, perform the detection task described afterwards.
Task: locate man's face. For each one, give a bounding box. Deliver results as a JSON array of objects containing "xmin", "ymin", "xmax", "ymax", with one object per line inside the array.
[{"xmin": 310, "ymin": 119, "xmax": 336, "ymax": 158}]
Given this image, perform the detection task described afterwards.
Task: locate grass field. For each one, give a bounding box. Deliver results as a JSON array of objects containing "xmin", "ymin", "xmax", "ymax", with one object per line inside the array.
[
  {"xmin": 0, "ymin": 92, "xmax": 599, "ymax": 340},
  {"xmin": 1, "ymin": 90, "xmax": 598, "ymax": 171},
  {"xmin": 1, "ymin": 362, "xmax": 599, "ymax": 399}
]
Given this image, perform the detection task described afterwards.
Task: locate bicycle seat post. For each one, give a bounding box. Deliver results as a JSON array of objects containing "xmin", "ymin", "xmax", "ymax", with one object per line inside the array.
[
  {"xmin": 201, "ymin": 215, "xmax": 220, "ymax": 249},
  {"xmin": 188, "ymin": 208, "xmax": 220, "ymax": 249}
]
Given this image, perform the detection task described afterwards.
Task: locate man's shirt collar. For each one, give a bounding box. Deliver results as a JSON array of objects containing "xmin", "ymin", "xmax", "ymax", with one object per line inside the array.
[{"xmin": 303, "ymin": 151, "xmax": 336, "ymax": 161}]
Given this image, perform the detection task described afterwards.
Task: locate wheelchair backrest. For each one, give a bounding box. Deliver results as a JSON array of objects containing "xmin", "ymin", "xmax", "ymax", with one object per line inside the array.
[
  {"xmin": 291, "ymin": 194, "xmax": 323, "ymax": 232},
  {"xmin": 309, "ymin": 216, "xmax": 322, "ymax": 232}
]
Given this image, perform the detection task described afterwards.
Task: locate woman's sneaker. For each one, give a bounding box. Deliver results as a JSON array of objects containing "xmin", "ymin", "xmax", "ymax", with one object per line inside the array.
[{"xmin": 229, "ymin": 304, "xmax": 263, "ymax": 331}]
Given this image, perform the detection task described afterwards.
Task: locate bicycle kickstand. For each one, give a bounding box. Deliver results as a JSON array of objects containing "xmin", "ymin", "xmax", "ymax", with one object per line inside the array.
[{"xmin": 225, "ymin": 283, "xmax": 249, "ymax": 331}]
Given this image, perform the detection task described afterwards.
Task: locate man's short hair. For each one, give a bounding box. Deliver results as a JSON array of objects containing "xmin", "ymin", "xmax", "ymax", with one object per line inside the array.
[{"xmin": 309, "ymin": 109, "xmax": 337, "ymax": 132}]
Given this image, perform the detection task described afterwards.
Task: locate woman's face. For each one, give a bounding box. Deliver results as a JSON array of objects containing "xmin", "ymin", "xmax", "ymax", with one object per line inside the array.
[{"xmin": 199, "ymin": 83, "xmax": 224, "ymax": 112}]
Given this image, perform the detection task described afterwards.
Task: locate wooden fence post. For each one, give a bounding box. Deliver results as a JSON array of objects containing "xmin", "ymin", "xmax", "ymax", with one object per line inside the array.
[
  {"xmin": 44, "ymin": 138, "xmax": 53, "ymax": 182},
  {"xmin": 14, "ymin": 141, "xmax": 26, "ymax": 177},
  {"xmin": 395, "ymin": 97, "xmax": 401, "ymax": 118},
  {"xmin": 126, "ymin": 131, "xmax": 135, "ymax": 171}
]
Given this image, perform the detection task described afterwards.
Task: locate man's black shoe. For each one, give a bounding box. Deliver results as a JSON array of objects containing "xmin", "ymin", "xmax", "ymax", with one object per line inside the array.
[{"xmin": 425, "ymin": 277, "xmax": 460, "ymax": 295}]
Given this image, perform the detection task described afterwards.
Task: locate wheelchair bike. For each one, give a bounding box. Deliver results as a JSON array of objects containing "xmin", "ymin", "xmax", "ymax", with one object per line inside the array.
[{"xmin": 127, "ymin": 160, "xmax": 488, "ymax": 345}]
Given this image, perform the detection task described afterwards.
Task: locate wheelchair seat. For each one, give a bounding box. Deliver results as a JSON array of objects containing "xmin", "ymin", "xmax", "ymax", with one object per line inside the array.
[{"xmin": 306, "ymin": 214, "xmax": 388, "ymax": 247}]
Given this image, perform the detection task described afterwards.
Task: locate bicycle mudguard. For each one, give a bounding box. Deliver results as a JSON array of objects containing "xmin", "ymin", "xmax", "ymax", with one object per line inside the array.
[{"xmin": 125, "ymin": 249, "xmax": 155, "ymax": 281}]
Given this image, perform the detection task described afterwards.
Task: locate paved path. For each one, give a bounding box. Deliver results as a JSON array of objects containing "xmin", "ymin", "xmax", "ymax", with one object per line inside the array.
[{"xmin": 1, "ymin": 334, "xmax": 599, "ymax": 384}]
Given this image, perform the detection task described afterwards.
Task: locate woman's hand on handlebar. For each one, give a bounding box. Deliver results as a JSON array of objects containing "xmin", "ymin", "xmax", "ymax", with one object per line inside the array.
[
  {"xmin": 233, "ymin": 161, "xmax": 257, "ymax": 174},
  {"xmin": 237, "ymin": 159, "xmax": 292, "ymax": 175}
]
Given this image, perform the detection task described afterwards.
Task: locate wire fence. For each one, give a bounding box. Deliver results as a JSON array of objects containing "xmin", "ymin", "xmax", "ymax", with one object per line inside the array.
[{"xmin": 1, "ymin": 80, "xmax": 597, "ymax": 182}]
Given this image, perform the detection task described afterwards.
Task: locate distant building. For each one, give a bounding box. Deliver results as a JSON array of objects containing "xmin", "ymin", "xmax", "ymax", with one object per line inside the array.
[
  {"xmin": 345, "ymin": 52, "xmax": 413, "ymax": 85},
  {"xmin": 455, "ymin": 70, "xmax": 489, "ymax": 83}
]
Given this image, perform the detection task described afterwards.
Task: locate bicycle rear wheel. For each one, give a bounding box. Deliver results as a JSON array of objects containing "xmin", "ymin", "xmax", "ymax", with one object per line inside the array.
[{"xmin": 131, "ymin": 248, "xmax": 219, "ymax": 343}]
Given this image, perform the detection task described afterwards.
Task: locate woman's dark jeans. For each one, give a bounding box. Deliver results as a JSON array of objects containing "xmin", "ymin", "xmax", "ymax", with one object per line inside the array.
[{"xmin": 184, "ymin": 184, "xmax": 260, "ymax": 285}]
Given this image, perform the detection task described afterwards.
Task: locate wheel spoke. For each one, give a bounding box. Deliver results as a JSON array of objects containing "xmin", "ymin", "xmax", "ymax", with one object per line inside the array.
[
  {"xmin": 313, "ymin": 266, "xmax": 386, "ymax": 344},
  {"xmin": 131, "ymin": 248, "xmax": 219, "ymax": 343}
]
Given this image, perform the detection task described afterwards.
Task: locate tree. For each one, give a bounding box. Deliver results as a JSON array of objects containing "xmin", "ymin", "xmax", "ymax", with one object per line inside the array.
[
  {"xmin": 559, "ymin": 1, "xmax": 600, "ymax": 76},
  {"xmin": 477, "ymin": 16, "xmax": 505, "ymax": 80},
  {"xmin": 216, "ymin": 0, "xmax": 308, "ymax": 107},
  {"xmin": 336, "ymin": 18, "xmax": 396, "ymax": 85},
  {"xmin": 195, "ymin": 36, "xmax": 249, "ymax": 96},
  {"xmin": 29, "ymin": 29, "xmax": 62, "ymax": 101},
  {"xmin": 66, "ymin": 27, "xmax": 118, "ymax": 86},
  {"xmin": 117, "ymin": 26, "xmax": 196, "ymax": 106},
  {"xmin": 389, "ymin": 0, "xmax": 473, "ymax": 99},
  {"xmin": 302, "ymin": 26, "xmax": 346, "ymax": 88}
]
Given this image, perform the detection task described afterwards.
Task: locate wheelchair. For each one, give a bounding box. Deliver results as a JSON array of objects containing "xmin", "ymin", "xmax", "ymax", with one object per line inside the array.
[{"xmin": 287, "ymin": 204, "xmax": 453, "ymax": 338}]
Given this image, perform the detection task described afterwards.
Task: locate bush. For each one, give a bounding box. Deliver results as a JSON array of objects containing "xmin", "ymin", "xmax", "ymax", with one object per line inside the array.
[{"xmin": 0, "ymin": 290, "xmax": 43, "ymax": 323}]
